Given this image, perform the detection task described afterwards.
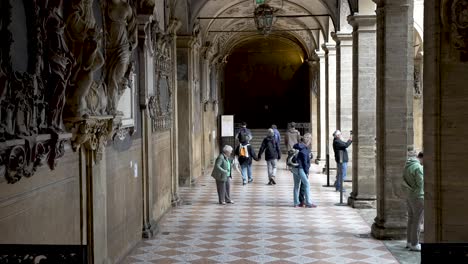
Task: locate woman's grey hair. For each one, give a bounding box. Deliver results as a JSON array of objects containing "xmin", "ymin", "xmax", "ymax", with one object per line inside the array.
[
  {"xmin": 407, "ymin": 150, "xmax": 418, "ymax": 158},
  {"xmin": 222, "ymin": 145, "xmax": 233, "ymax": 153},
  {"xmin": 267, "ymin": 128, "xmax": 274, "ymax": 137},
  {"xmin": 302, "ymin": 133, "xmax": 312, "ymax": 143}
]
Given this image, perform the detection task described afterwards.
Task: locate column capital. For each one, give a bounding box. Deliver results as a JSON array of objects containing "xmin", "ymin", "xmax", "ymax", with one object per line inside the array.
[
  {"xmin": 321, "ymin": 43, "xmax": 337, "ymax": 55},
  {"xmin": 315, "ymin": 49, "xmax": 326, "ymax": 61},
  {"xmin": 332, "ymin": 31, "xmax": 353, "ymax": 46},
  {"xmin": 348, "ymin": 14, "xmax": 376, "ymax": 31}
]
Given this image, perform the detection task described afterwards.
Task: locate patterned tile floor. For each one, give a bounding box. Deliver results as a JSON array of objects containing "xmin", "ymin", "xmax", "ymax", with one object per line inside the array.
[{"xmin": 122, "ymin": 163, "xmax": 399, "ymax": 264}]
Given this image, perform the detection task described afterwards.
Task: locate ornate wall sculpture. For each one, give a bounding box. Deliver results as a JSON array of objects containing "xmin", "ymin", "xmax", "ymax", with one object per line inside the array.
[
  {"xmin": 104, "ymin": 0, "xmax": 138, "ymax": 115},
  {"xmin": 148, "ymin": 20, "xmax": 173, "ymax": 131},
  {"xmin": 0, "ymin": 0, "xmax": 72, "ymax": 183},
  {"xmin": 64, "ymin": 0, "xmax": 105, "ymax": 118},
  {"xmin": 442, "ymin": 0, "xmax": 468, "ymax": 61}
]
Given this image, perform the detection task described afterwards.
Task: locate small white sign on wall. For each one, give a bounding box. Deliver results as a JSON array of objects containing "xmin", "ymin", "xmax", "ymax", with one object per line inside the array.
[
  {"xmin": 117, "ymin": 73, "xmax": 136, "ymax": 127},
  {"xmin": 221, "ymin": 115, "xmax": 234, "ymax": 137}
]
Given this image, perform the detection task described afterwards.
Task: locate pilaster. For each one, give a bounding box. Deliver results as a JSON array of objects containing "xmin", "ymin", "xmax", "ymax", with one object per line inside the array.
[
  {"xmin": 308, "ymin": 57, "xmax": 320, "ymax": 161},
  {"xmin": 168, "ymin": 19, "xmax": 182, "ymax": 206},
  {"xmin": 323, "ymin": 43, "xmax": 337, "ymax": 170},
  {"xmin": 371, "ymin": 0, "xmax": 414, "ymax": 239},
  {"xmin": 316, "ymin": 50, "xmax": 327, "ymax": 165},
  {"xmin": 347, "ymin": 14, "xmax": 377, "ymax": 209},
  {"xmin": 333, "ymin": 31, "xmax": 354, "ymax": 181},
  {"xmin": 423, "ymin": 0, "xmax": 468, "ymax": 257}
]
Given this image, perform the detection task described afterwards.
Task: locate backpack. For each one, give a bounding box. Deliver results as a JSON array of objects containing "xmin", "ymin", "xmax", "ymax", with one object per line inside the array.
[
  {"xmin": 287, "ymin": 149, "xmax": 299, "ymax": 167},
  {"xmin": 238, "ymin": 129, "xmax": 251, "ymax": 144},
  {"xmin": 239, "ymin": 145, "xmax": 249, "ymax": 158}
]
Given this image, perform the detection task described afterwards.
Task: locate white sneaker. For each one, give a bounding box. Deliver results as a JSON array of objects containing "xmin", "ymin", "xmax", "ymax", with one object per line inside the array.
[{"xmin": 409, "ymin": 244, "xmax": 421, "ymax": 252}]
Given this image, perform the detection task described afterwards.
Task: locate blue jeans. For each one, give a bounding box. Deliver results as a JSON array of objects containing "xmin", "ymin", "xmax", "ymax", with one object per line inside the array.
[
  {"xmin": 292, "ymin": 167, "xmax": 311, "ymax": 206},
  {"xmin": 336, "ymin": 162, "xmax": 348, "ymax": 191},
  {"xmin": 240, "ymin": 163, "xmax": 252, "ymax": 182}
]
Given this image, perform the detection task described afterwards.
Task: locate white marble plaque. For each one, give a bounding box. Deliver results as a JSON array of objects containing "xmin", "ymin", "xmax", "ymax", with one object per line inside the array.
[
  {"xmin": 221, "ymin": 115, "xmax": 234, "ymax": 137},
  {"xmin": 117, "ymin": 73, "xmax": 136, "ymax": 127}
]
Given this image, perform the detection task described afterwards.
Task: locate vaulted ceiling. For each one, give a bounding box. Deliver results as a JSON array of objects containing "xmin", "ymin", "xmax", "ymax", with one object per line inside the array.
[{"xmin": 180, "ymin": 0, "xmax": 348, "ymax": 60}]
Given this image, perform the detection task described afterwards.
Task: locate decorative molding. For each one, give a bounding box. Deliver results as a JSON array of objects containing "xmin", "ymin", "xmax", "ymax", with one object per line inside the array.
[
  {"xmin": 442, "ymin": 0, "xmax": 468, "ymax": 61},
  {"xmin": 0, "ymin": 0, "xmax": 73, "ymax": 184},
  {"xmin": 148, "ymin": 19, "xmax": 174, "ymax": 132},
  {"xmin": 0, "ymin": 244, "xmax": 87, "ymax": 264},
  {"xmin": 148, "ymin": 96, "xmax": 172, "ymax": 131},
  {"xmin": 64, "ymin": 116, "xmax": 114, "ymax": 162},
  {"xmin": 0, "ymin": 134, "xmax": 71, "ymax": 184}
]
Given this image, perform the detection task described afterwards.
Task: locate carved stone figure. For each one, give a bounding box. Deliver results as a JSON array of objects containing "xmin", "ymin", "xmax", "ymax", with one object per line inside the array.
[
  {"xmin": 43, "ymin": 0, "xmax": 74, "ymax": 132},
  {"xmin": 0, "ymin": 63, "xmax": 8, "ymax": 140},
  {"xmin": 105, "ymin": 0, "xmax": 138, "ymax": 115},
  {"xmin": 65, "ymin": 0, "xmax": 104, "ymax": 117}
]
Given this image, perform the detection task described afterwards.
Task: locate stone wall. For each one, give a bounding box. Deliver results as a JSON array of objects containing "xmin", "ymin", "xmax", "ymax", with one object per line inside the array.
[
  {"xmin": 151, "ymin": 131, "xmax": 173, "ymax": 222},
  {"xmin": 0, "ymin": 149, "xmax": 81, "ymax": 244},
  {"xmin": 106, "ymin": 140, "xmax": 143, "ymax": 263}
]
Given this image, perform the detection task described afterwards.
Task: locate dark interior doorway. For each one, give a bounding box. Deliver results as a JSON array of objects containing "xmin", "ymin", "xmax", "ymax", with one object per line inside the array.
[{"xmin": 223, "ymin": 37, "xmax": 310, "ymax": 129}]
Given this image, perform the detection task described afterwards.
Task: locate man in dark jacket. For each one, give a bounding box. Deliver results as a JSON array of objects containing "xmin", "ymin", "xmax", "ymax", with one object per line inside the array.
[
  {"xmin": 258, "ymin": 129, "xmax": 281, "ymax": 185},
  {"xmin": 292, "ymin": 133, "xmax": 316, "ymax": 208},
  {"xmin": 332, "ymin": 130, "xmax": 353, "ymax": 192},
  {"xmin": 236, "ymin": 122, "xmax": 252, "ymax": 144},
  {"xmin": 235, "ymin": 142, "xmax": 259, "ymax": 185}
]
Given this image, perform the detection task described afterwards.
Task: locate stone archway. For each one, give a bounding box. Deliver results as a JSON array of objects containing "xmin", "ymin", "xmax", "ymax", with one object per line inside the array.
[{"xmin": 223, "ymin": 36, "xmax": 310, "ymax": 128}]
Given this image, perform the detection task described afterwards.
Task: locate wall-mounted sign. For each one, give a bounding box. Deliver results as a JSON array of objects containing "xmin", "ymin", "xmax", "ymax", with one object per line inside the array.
[{"xmin": 221, "ymin": 115, "xmax": 234, "ymax": 137}]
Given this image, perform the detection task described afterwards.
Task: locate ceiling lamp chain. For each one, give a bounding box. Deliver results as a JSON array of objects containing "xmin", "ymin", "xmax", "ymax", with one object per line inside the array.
[{"xmin": 254, "ymin": 3, "xmax": 277, "ymax": 35}]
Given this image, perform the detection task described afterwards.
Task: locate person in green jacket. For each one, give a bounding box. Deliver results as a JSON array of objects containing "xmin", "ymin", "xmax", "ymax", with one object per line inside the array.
[
  {"xmin": 402, "ymin": 151, "xmax": 424, "ymax": 252},
  {"xmin": 211, "ymin": 145, "xmax": 235, "ymax": 205}
]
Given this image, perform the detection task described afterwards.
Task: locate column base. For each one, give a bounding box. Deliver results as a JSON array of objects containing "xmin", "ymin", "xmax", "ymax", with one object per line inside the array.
[
  {"xmin": 371, "ymin": 222, "xmax": 406, "ymax": 240},
  {"xmin": 142, "ymin": 220, "xmax": 159, "ymax": 239},
  {"xmin": 172, "ymin": 193, "xmax": 182, "ymax": 207},
  {"xmin": 347, "ymin": 196, "xmax": 376, "ymax": 209}
]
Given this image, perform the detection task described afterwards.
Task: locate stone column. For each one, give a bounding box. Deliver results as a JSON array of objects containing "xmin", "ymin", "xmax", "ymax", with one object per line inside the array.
[
  {"xmin": 323, "ymin": 43, "xmax": 337, "ymax": 170},
  {"xmin": 316, "ymin": 50, "xmax": 327, "ymax": 165},
  {"xmin": 347, "ymin": 14, "xmax": 377, "ymax": 209},
  {"xmin": 333, "ymin": 31, "xmax": 354, "ymax": 180},
  {"xmin": 422, "ymin": 0, "xmax": 468, "ymax": 259},
  {"xmin": 176, "ymin": 36, "xmax": 195, "ymax": 186},
  {"xmin": 371, "ymin": 0, "xmax": 414, "ymax": 239},
  {"xmin": 168, "ymin": 19, "xmax": 182, "ymax": 206},
  {"xmin": 308, "ymin": 58, "xmax": 320, "ymax": 160},
  {"xmin": 136, "ymin": 15, "xmax": 157, "ymax": 238}
]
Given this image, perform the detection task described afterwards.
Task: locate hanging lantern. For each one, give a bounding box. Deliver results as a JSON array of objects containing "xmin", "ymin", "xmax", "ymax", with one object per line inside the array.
[{"xmin": 254, "ymin": 4, "xmax": 276, "ymax": 35}]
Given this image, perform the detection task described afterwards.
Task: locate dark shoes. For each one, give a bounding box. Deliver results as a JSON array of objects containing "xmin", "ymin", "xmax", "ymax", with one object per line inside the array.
[
  {"xmin": 305, "ymin": 204, "xmax": 317, "ymax": 208},
  {"xmin": 227, "ymin": 200, "xmax": 235, "ymax": 204},
  {"xmin": 271, "ymin": 178, "xmax": 276, "ymax": 185},
  {"xmin": 248, "ymin": 178, "xmax": 253, "ymax": 183},
  {"xmin": 243, "ymin": 181, "xmax": 247, "ymax": 185}
]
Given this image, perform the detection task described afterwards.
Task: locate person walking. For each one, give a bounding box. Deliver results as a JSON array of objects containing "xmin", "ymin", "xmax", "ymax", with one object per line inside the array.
[
  {"xmin": 402, "ymin": 151, "xmax": 424, "ymax": 252},
  {"xmin": 258, "ymin": 129, "xmax": 281, "ymax": 185},
  {"xmin": 236, "ymin": 121, "xmax": 252, "ymax": 144},
  {"xmin": 292, "ymin": 133, "xmax": 316, "ymax": 208},
  {"xmin": 271, "ymin": 124, "xmax": 281, "ymax": 148},
  {"xmin": 332, "ymin": 130, "xmax": 352, "ymax": 192},
  {"xmin": 234, "ymin": 142, "xmax": 259, "ymax": 185},
  {"xmin": 211, "ymin": 145, "xmax": 235, "ymax": 205},
  {"xmin": 285, "ymin": 122, "xmax": 301, "ymax": 151}
]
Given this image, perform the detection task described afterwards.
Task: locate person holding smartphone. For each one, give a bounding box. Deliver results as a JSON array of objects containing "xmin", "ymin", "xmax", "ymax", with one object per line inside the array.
[{"xmin": 332, "ymin": 130, "xmax": 353, "ymax": 192}]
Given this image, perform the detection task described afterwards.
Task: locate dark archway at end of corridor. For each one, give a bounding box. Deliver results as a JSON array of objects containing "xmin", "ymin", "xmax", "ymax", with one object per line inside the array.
[{"xmin": 223, "ymin": 37, "xmax": 310, "ymax": 129}]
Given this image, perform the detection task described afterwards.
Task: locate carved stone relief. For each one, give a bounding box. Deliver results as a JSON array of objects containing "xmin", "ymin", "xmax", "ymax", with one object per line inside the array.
[
  {"xmin": 64, "ymin": 0, "xmax": 105, "ymax": 118},
  {"xmin": 0, "ymin": 0, "xmax": 73, "ymax": 183},
  {"xmin": 148, "ymin": 20, "xmax": 173, "ymax": 131},
  {"xmin": 104, "ymin": 0, "xmax": 138, "ymax": 115},
  {"xmin": 442, "ymin": 0, "xmax": 468, "ymax": 61}
]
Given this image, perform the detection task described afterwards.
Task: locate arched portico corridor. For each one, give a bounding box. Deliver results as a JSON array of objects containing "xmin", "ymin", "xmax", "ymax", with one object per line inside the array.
[{"xmin": 122, "ymin": 163, "xmax": 405, "ymax": 264}]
